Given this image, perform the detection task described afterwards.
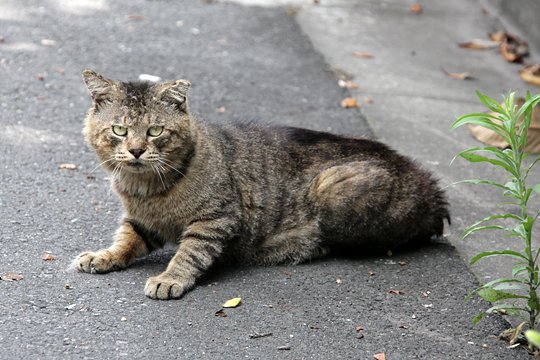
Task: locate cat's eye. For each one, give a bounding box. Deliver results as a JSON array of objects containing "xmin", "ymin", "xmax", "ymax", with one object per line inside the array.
[
  {"xmin": 148, "ymin": 126, "xmax": 164, "ymax": 137},
  {"xmin": 112, "ymin": 125, "xmax": 127, "ymax": 136}
]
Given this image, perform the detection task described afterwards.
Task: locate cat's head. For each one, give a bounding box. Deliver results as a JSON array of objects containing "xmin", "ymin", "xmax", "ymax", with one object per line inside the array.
[{"xmin": 81, "ymin": 69, "xmax": 194, "ymax": 178}]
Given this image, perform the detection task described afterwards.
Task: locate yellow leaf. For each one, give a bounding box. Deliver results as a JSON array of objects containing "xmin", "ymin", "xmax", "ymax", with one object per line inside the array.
[{"xmin": 222, "ymin": 297, "xmax": 242, "ymax": 308}]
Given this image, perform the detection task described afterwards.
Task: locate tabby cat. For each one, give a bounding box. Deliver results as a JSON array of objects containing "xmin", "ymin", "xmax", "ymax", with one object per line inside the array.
[{"xmin": 74, "ymin": 70, "xmax": 450, "ymax": 300}]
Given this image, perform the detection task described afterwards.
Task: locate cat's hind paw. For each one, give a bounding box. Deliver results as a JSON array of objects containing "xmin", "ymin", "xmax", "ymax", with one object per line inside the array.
[
  {"xmin": 144, "ymin": 274, "xmax": 190, "ymax": 300},
  {"xmin": 73, "ymin": 250, "xmax": 122, "ymax": 274}
]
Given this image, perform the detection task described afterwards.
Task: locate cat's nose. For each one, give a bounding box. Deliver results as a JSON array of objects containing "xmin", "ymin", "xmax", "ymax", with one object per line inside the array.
[{"xmin": 129, "ymin": 148, "xmax": 146, "ymax": 159}]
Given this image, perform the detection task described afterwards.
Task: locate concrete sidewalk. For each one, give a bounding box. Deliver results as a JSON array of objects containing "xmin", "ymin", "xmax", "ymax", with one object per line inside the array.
[{"xmin": 0, "ymin": 0, "xmax": 538, "ymax": 359}]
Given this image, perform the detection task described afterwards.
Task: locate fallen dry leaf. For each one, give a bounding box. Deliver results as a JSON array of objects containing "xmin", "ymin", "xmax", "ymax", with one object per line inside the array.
[
  {"xmin": 422, "ymin": 291, "xmax": 430, "ymax": 298},
  {"xmin": 500, "ymin": 33, "xmax": 529, "ymax": 63},
  {"xmin": 222, "ymin": 297, "xmax": 242, "ymax": 308},
  {"xmin": 308, "ymin": 324, "xmax": 320, "ymax": 330},
  {"xmin": 41, "ymin": 251, "xmax": 55, "ymax": 261},
  {"xmin": 368, "ymin": 271, "xmax": 375, "ymax": 276},
  {"xmin": 59, "ymin": 163, "xmax": 77, "ymax": 170},
  {"xmin": 1, "ymin": 272, "xmax": 24, "ymax": 282},
  {"xmin": 215, "ymin": 309, "xmax": 227, "ymax": 317},
  {"xmin": 398, "ymin": 261, "xmax": 408, "ymax": 266},
  {"xmin": 341, "ymin": 97, "xmax": 359, "ymax": 108},
  {"xmin": 126, "ymin": 15, "xmax": 147, "ymax": 21},
  {"xmin": 374, "ymin": 352, "xmax": 386, "ymax": 360},
  {"xmin": 389, "ymin": 290, "xmax": 405, "ymax": 295},
  {"xmin": 356, "ymin": 325, "xmax": 364, "ymax": 332},
  {"xmin": 353, "ymin": 51, "xmax": 373, "ymax": 59},
  {"xmin": 520, "ymin": 64, "xmax": 540, "ymax": 86},
  {"xmin": 287, "ymin": 7, "xmax": 298, "ymax": 16},
  {"xmin": 64, "ymin": 283, "xmax": 73, "ymax": 290},
  {"xmin": 442, "ymin": 68, "xmax": 473, "ymax": 80},
  {"xmin": 336, "ymin": 277, "xmax": 342, "ymax": 284},
  {"xmin": 489, "ymin": 31, "xmax": 506, "ymax": 43},
  {"xmin": 410, "ymin": 3, "xmax": 422, "ymax": 14},
  {"xmin": 458, "ymin": 39, "xmax": 499, "ymax": 50}
]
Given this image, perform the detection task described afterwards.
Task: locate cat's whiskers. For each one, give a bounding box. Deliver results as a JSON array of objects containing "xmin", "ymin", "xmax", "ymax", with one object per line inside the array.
[
  {"xmin": 150, "ymin": 163, "xmax": 167, "ymax": 191},
  {"xmin": 157, "ymin": 158, "xmax": 186, "ymax": 178},
  {"xmin": 89, "ymin": 157, "xmax": 115, "ymax": 175}
]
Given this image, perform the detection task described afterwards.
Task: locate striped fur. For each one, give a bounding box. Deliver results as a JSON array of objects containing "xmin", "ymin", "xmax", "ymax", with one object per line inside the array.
[{"xmin": 73, "ymin": 70, "xmax": 450, "ymax": 300}]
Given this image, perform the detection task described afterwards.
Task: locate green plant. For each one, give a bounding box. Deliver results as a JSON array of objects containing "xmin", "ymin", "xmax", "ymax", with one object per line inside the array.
[{"xmin": 452, "ymin": 91, "xmax": 540, "ymax": 331}]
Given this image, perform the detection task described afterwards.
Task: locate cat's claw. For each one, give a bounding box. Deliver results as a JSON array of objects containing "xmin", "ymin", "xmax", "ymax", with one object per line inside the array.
[
  {"xmin": 145, "ymin": 274, "xmax": 187, "ymax": 300},
  {"xmin": 74, "ymin": 250, "xmax": 119, "ymax": 274}
]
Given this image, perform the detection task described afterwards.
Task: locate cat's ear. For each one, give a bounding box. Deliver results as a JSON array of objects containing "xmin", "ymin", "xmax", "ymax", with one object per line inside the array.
[
  {"xmin": 155, "ymin": 80, "xmax": 191, "ymax": 112},
  {"xmin": 82, "ymin": 69, "xmax": 121, "ymax": 106}
]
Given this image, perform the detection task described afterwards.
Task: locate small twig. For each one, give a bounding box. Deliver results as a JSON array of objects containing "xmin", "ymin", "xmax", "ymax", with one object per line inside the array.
[{"xmin": 249, "ymin": 332, "xmax": 273, "ymax": 339}]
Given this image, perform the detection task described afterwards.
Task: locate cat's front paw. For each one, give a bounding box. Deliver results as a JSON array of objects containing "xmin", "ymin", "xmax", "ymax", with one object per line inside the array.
[
  {"xmin": 144, "ymin": 274, "xmax": 189, "ymax": 300},
  {"xmin": 73, "ymin": 250, "xmax": 122, "ymax": 274}
]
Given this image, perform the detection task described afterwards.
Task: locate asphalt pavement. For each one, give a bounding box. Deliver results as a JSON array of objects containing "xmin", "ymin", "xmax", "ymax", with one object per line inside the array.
[{"xmin": 0, "ymin": 0, "xmax": 537, "ymax": 359}]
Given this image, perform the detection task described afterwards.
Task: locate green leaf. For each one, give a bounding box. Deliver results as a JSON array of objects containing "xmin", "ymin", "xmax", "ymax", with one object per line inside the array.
[
  {"xmin": 222, "ymin": 297, "xmax": 242, "ymax": 308},
  {"xmin": 462, "ymin": 225, "xmax": 509, "ymax": 240},
  {"xmin": 515, "ymin": 94, "xmax": 540, "ymax": 120},
  {"xmin": 512, "ymin": 264, "xmax": 530, "ymax": 278},
  {"xmin": 472, "ymin": 311, "xmax": 487, "ymax": 326},
  {"xmin": 477, "ymin": 288, "xmax": 528, "ymax": 302},
  {"xmin": 476, "ymin": 91, "xmax": 506, "ymax": 114},
  {"xmin": 452, "ymin": 179, "xmax": 509, "ymax": 191},
  {"xmin": 456, "ymin": 151, "xmax": 517, "ymax": 176},
  {"xmin": 451, "ymin": 115, "xmax": 510, "ymax": 143},
  {"xmin": 525, "ymin": 330, "xmax": 540, "ymax": 348},
  {"xmin": 493, "ymin": 282, "xmax": 528, "ymax": 292},
  {"xmin": 470, "ymin": 250, "xmax": 527, "ymax": 265}
]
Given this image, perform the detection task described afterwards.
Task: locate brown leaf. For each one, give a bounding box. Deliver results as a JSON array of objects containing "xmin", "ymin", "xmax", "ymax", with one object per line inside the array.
[
  {"xmin": 41, "ymin": 251, "xmax": 56, "ymax": 261},
  {"xmin": 398, "ymin": 261, "xmax": 408, "ymax": 266},
  {"xmin": 341, "ymin": 97, "xmax": 359, "ymax": 108},
  {"xmin": 458, "ymin": 39, "xmax": 499, "ymax": 50},
  {"xmin": 1, "ymin": 272, "xmax": 24, "ymax": 282},
  {"xmin": 489, "ymin": 31, "xmax": 506, "ymax": 43},
  {"xmin": 410, "ymin": 3, "xmax": 422, "ymax": 14},
  {"xmin": 59, "ymin": 163, "xmax": 77, "ymax": 170},
  {"xmin": 490, "ymin": 31, "xmax": 529, "ymax": 63},
  {"xmin": 215, "ymin": 309, "xmax": 227, "ymax": 317},
  {"xmin": 353, "ymin": 51, "xmax": 373, "ymax": 59},
  {"xmin": 127, "ymin": 15, "xmax": 147, "ymax": 21},
  {"xmin": 336, "ymin": 277, "xmax": 342, "ymax": 284},
  {"xmin": 389, "ymin": 289, "xmax": 405, "ymax": 295},
  {"xmin": 356, "ymin": 325, "xmax": 364, "ymax": 332},
  {"xmin": 442, "ymin": 68, "xmax": 473, "ymax": 80},
  {"xmin": 368, "ymin": 271, "xmax": 376, "ymax": 277},
  {"xmin": 308, "ymin": 324, "xmax": 320, "ymax": 330},
  {"xmin": 374, "ymin": 352, "xmax": 386, "ymax": 360},
  {"xmin": 520, "ymin": 64, "xmax": 540, "ymax": 86}
]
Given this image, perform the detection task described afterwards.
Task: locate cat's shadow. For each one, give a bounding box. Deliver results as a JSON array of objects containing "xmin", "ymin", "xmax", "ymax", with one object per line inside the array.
[{"xmin": 127, "ymin": 238, "xmax": 452, "ymax": 285}]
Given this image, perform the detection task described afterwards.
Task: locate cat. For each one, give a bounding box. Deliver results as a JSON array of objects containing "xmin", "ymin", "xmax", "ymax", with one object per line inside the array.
[{"xmin": 73, "ymin": 69, "xmax": 450, "ymax": 300}]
